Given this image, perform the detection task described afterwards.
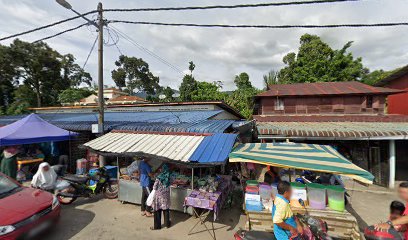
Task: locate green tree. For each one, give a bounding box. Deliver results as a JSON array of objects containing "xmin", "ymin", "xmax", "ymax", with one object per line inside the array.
[
  {"xmin": 179, "ymin": 61, "xmax": 198, "ymax": 101},
  {"xmin": 278, "ymin": 34, "xmax": 368, "ymax": 83},
  {"xmin": 0, "ymin": 45, "xmax": 17, "ymax": 111},
  {"xmin": 362, "ymin": 68, "xmax": 401, "ymax": 86},
  {"xmin": 191, "ymin": 81, "xmax": 226, "ymax": 101},
  {"xmin": 226, "ymin": 72, "xmax": 260, "ymax": 119},
  {"xmin": 263, "ymin": 70, "xmax": 279, "ymax": 90},
  {"xmin": 189, "ymin": 61, "xmax": 196, "ymax": 75},
  {"xmin": 234, "ymin": 72, "xmax": 252, "ymax": 89},
  {"xmin": 111, "ymin": 55, "xmax": 160, "ymax": 95},
  {"xmin": 58, "ymin": 88, "xmax": 94, "ymax": 105},
  {"xmin": 61, "ymin": 54, "xmax": 92, "ymax": 87}
]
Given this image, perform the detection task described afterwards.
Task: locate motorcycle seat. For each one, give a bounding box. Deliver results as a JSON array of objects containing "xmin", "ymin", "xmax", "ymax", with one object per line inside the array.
[{"xmin": 63, "ymin": 174, "xmax": 89, "ymax": 184}]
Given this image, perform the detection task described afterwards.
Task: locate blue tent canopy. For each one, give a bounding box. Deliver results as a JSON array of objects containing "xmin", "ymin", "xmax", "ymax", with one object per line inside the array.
[{"xmin": 0, "ymin": 114, "xmax": 78, "ymax": 146}]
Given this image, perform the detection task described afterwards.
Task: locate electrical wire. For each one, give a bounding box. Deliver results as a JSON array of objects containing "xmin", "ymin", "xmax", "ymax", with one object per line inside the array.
[
  {"xmin": 109, "ymin": 20, "xmax": 408, "ymax": 29},
  {"xmin": 107, "ymin": 28, "xmax": 123, "ymax": 55},
  {"xmin": 32, "ymin": 23, "xmax": 88, "ymax": 43},
  {"xmin": 103, "ymin": 0, "xmax": 359, "ymax": 12},
  {"xmin": 82, "ymin": 35, "xmax": 98, "ymax": 69},
  {"xmin": 0, "ymin": 10, "xmax": 97, "ymax": 41},
  {"xmin": 109, "ymin": 25, "xmax": 184, "ymax": 75}
]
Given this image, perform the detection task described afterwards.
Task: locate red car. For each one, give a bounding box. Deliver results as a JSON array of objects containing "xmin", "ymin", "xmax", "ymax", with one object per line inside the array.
[{"xmin": 0, "ymin": 173, "xmax": 60, "ymax": 240}]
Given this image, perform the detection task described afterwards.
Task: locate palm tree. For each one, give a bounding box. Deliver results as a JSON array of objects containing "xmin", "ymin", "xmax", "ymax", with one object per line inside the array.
[{"xmin": 263, "ymin": 70, "xmax": 279, "ymax": 90}]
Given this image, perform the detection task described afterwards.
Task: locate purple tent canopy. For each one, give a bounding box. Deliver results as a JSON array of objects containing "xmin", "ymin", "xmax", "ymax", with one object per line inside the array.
[{"xmin": 0, "ymin": 113, "xmax": 78, "ymax": 146}]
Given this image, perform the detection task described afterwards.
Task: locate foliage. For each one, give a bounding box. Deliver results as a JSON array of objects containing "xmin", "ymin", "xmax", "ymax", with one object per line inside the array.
[
  {"xmin": 362, "ymin": 68, "xmax": 400, "ymax": 86},
  {"xmin": 6, "ymin": 100, "xmax": 30, "ymax": 115},
  {"xmin": 226, "ymin": 72, "xmax": 260, "ymax": 119},
  {"xmin": 191, "ymin": 81, "xmax": 226, "ymax": 101},
  {"xmin": 278, "ymin": 34, "xmax": 368, "ymax": 83},
  {"xmin": 61, "ymin": 54, "xmax": 92, "ymax": 87},
  {"xmin": 234, "ymin": 72, "xmax": 253, "ymax": 89},
  {"xmin": 263, "ymin": 70, "xmax": 279, "ymax": 90},
  {"xmin": 58, "ymin": 88, "xmax": 94, "ymax": 104},
  {"xmin": 179, "ymin": 74, "xmax": 198, "ymax": 101},
  {"xmin": 188, "ymin": 61, "xmax": 196, "ymax": 75},
  {"xmin": 111, "ymin": 55, "xmax": 160, "ymax": 95}
]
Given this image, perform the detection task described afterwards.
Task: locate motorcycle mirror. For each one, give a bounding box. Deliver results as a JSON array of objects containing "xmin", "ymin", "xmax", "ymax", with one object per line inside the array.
[{"xmin": 298, "ymin": 198, "xmax": 305, "ymax": 207}]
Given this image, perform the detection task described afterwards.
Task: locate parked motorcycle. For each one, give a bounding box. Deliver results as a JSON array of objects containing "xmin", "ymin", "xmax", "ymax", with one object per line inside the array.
[
  {"xmin": 364, "ymin": 226, "xmax": 403, "ymax": 240},
  {"xmin": 56, "ymin": 167, "xmax": 118, "ymax": 204},
  {"xmin": 234, "ymin": 199, "xmax": 331, "ymax": 240}
]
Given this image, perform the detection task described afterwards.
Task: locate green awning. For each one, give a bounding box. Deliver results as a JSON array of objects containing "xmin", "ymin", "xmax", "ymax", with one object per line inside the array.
[{"xmin": 229, "ymin": 142, "xmax": 374, "ymax": 184}]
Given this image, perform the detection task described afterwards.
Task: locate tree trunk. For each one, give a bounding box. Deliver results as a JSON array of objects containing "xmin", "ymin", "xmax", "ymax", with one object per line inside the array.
[{"xmin": 35, "ymin": 87, "xmax": 41, "ymax": 107}]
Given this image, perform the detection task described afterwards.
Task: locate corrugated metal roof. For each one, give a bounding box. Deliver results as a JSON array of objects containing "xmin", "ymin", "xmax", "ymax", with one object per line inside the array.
[
  {"xmin": 113, "ymin": 120, "xmax": 235, "ymax": 133},
  {"xmin": 257, "ymin": 122, "xmax": 408, "ymax": 140},
  {"xmin": 83, "ymin": 132, "xmax": 237, "ymax": 164},
  {"xmin": 190, "ymin": 133, "xmax": 238, "ymax": 164},
  {"xmin": 257, "ymin": 81, "xmax": 403, "ymax": 97}
]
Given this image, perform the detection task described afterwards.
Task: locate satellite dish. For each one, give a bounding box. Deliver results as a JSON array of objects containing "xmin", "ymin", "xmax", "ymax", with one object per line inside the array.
[
  {"xmin": 159, "ymin": 94, "xmax": 166, "ymax": 100},
  {"xmin": 172, "ymin": 93, "xmax": 180, "ymax": 98}
]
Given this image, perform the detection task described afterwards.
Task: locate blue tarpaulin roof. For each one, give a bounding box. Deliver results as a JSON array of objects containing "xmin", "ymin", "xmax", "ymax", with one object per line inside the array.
[
  {"xmin": 0, "ymin": 114, "xmax": 78, "ymax": 146},
  {"xmin": 0, "ymin": 111, "xmax": 227, "ymax": 133}
]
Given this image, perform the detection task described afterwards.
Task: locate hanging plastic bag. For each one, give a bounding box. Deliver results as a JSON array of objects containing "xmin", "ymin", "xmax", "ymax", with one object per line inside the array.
[{"xmin": 146, "ymin": 189, "xmax": 156, "ymax": 207}]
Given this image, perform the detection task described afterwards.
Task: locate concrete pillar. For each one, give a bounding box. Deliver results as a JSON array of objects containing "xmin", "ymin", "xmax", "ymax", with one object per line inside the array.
[
  {"xmin": 389, "ymin": 140, "xmax": 396, "ymax": 188},
  {"xmin": 99, "ymin": 155, "xmax": 106, "ymax": 167}
]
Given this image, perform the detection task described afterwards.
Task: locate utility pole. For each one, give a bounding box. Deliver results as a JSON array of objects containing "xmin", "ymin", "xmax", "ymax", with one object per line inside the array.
[
  {"xmin": 56, "ymin": 0, "xmax": 106, "ymax": 166},
  {"xmin": 97, "ymin": 2, "xmax": 104, "ymax": 133}
]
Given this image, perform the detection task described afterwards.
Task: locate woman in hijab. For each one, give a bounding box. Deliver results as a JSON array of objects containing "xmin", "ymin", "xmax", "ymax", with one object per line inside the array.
[
  {"xmin": 0, "ymin": 146, "xmax": 19, "ymax": 179},
  {"xmin": 31, "ymin": 162, "xmax": 57, "ymax": 191},
  {"xmin": 151, "ymin": 164, "xmax": 172, "ymax": 230}
]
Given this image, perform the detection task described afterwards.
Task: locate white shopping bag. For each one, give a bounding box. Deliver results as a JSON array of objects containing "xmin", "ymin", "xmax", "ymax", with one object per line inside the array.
[{"xmin": 146, "ymin": 189, "xmax": 156, "ymax": 207}]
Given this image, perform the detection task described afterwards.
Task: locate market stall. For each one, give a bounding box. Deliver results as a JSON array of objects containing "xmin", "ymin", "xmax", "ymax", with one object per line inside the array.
[
  {"xmin": 0, "ymin": 114, "xmax": 78, "ymax": 179},
  {"xmin": 229, "ymin": 142, "xmax": 374, "ymax": 240},
  {"xmin": 82, "ymin": 131, "xmax": 238, "ymax": 214}
]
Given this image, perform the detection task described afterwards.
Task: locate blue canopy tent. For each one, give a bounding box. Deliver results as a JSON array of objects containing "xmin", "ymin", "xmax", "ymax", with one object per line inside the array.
[{"xmin": 0, "ymin": 114, "xmax": 78, "ymax": 146}]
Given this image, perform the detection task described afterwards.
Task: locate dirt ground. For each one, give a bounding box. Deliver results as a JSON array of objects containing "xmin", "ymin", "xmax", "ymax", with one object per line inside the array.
[{"xmin": 42, "ymin": 183, "xmax": 402, "ymax": 240}]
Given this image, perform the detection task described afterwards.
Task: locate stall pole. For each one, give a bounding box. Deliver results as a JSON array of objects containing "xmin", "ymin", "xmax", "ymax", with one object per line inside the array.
[
  {"xmin": 116, "ymin": 157, "xmax": 119, "ymax": 180},
  {"xmin": 69, "ymin": 137, "xmax": 72, "ymax": 173},
  {"xmin": 389, "ymin": 140, "xmax": 396, "ymax": 189},
  {"xmin": 191, "ymin": 168, "xmax": 194, "ymax": 190}
]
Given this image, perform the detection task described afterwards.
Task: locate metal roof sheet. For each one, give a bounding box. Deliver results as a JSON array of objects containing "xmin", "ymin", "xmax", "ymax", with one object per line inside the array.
[
  {"xmin": 83, "ymin": 132, "xmax": 237, "ymax": 164},
  {"xmin": 257, "ymin": 122, "xmax": 408, "ymax": 140},
  {"xmin": 257, "ymin": 81, "xmax": 403, "ymax": 97}
]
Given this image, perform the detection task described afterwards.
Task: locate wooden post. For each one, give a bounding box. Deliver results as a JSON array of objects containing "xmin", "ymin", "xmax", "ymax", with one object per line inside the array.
[{"xmin": 389, "ymin": 140, "xmax": 396, "ymax": 188}]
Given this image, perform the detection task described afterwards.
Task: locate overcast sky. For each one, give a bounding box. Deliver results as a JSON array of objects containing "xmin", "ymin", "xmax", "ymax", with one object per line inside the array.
[{"xmin": 0, "ymin": 0, "xmax": 407, "ymax": 90}]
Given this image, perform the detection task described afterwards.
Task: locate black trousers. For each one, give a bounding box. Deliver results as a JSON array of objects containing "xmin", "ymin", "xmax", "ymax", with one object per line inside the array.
[
  {"xmin": 153, "ymin": 209, "xmax": 170, "ymax": 229},
  {"xmin": 141, "ymin": 186, "xmax": 152, "ymax": 212}
]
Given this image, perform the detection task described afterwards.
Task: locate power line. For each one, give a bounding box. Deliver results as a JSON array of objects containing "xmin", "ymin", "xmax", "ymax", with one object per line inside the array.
[
  {"xmin": 32, "ymin": 23, "xmax": 88, "ymax": 43},
  {"xmin": 109, "ymin": 20, "xmax": 408, "ymax": 29},
  {"xmin": 103, "ymin": 0, "xmax": 359, "ymax": 13},
  {"xmin": 109, "ymin": 25, "xmax": 184, "ymax": 75},
  {"xmin": 107, "ymin": 29, "xmax": 124, "ymax": 56},
  {"xmin": 0, "ymin": 10, "xmax": 97, "ymax": 42},
  {"xmin": 82, "ymin": 35, "xmax": 98, "ymax": 69}
]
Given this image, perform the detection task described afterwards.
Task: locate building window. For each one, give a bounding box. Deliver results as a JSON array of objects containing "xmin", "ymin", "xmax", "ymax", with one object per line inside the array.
[
  {"xmin": 275, "ymin": 98, "xmax": 284, "ymax": 110},
  {"xmin": 366, "ymin": 96, "xmax": 373, "ymax": 108}
]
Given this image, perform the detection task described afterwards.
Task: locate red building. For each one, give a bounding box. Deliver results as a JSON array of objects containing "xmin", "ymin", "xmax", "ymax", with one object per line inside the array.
[
  {"xmin": 375, "ymin": 65, "xmax": 408, "ymax": 115},
  {"xmin": 254, "ymin": 81, "xmax": 408, "ymax": 187}
]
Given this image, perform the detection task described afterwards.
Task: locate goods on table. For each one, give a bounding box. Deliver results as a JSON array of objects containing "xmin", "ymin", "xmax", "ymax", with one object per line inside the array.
[
  {"xmin": 326, "ymin": 185, "xmax": 345, "ymax": 212},
  {"xmin": 307, "ymin": 183, "xmax": 326, "ymax": 210},
  {"xmin": 245, "ymin": 185, "xmax": 259, "ymax": 194},
  {"xmin": 259, "ymin": 184, "xmax": 272, "ymax": 201},
  {"xmin": 171, "ymin": 173, "xmax": 190, "ymax": 188},
  {"xmin": 196, "ymin": 175, "xmax": 219, "ymax": 192},
  {"xmin": 290, "ymin": 182, "xmax": 308, "ymax": 207},
  {"xmin": 246, "ymin": 180, "xmax": 259, "ymax": 186}
]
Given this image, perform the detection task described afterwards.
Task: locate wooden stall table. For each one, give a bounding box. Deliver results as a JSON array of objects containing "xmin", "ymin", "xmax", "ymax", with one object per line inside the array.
[
  {"xmin": 17, "ymin": 158, "xmax": 44, "ymax": 177},
  {"xmin": 245, "ymin": 207, "xmax": 361, "ymax": 240}
]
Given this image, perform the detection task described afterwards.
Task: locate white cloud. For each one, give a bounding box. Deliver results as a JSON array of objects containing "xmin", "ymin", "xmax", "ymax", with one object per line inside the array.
[{"xmin": 0, "ymin": 0, "xmax": 407, "ymax": 90}]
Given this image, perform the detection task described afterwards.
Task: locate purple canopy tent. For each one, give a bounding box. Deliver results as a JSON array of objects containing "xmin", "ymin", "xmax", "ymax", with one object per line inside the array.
[{"xmin": 0, "ymin": 113, "xmax": 78, "ymax": 146}]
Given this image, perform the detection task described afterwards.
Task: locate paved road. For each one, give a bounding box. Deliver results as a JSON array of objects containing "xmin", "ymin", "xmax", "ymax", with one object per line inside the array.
[{"xmin": 43, "ymin": 196, "xmax": 246, "ymax": 240}]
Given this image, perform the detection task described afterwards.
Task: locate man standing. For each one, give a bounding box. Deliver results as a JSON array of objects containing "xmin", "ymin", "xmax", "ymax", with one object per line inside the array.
[
  {"xmin": 139, "ymin": 158, "xmax": 153, "ymax": 217},
  {"xmin": 375, "ymin": 182, "xmax": 408, "ymax": 239},
  {"xmin": 272, "ymin": 181, "xmax": 303, "ymax": 240}
]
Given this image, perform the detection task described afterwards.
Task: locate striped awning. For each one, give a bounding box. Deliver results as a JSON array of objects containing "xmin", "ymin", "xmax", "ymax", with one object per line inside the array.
[
  {"xmin": 83, "ymin": 132, "xmax": 237, "ymax": 165},
  {"xmin": 229, "ymin": 142, "xmax": 374, "ymax": 184}
]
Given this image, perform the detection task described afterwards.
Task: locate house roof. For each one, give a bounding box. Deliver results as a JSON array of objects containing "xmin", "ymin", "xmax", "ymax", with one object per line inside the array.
[
  {"xmin": 254, "ymin": 114, "xmax": 408, "ymax": 123},
  {"xmin": 375, "ymin": 64, "xmax": 408, "ymax": 87},
  {"xmin": 108, "ymin": 95, "xmax": 147, "ymax": 103},
  {"xmin": 256, "ymin": 81, "xmax": 403, "ymax": 97}
]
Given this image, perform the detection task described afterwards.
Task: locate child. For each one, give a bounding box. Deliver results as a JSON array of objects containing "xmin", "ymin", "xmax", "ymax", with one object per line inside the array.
[
  {"xmin": 272, "ymin": 181, "xmax": 303, "ymax": 240},
  {"xmin": 390, "ymin": 201, "xmax": 406, "ymax": 233}
]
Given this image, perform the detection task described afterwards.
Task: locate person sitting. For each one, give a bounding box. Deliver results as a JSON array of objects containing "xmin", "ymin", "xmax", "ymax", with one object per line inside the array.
[
  {"xmin": 31, "ymin": 162, "xmax": 57, "ymax": 191},
  {"xmin": 0, "ymin": 146, "xmax": 19, "ymax": 179},
  {"xmin": 264, "ymin": 166, "xmax": 280, "ymax": 184},
  {"xmin": 389, "ymin": 201, "xmax": 406, "ymax": 233},
  {"xmin": 272, "ymin": 181, "xmax": 303, "ymax": 240}
]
